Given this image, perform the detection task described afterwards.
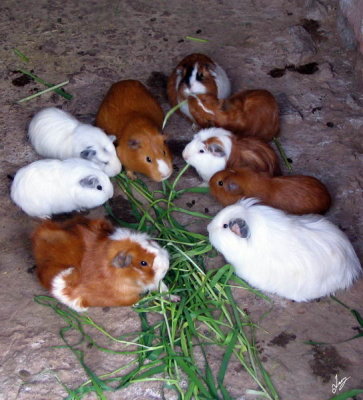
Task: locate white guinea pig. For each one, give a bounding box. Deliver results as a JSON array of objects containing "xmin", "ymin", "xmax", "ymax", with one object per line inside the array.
[
  {"xmin": 10, "ymin": 158, "xmax": 114, "ymax": 218},
  {"xmin": 208, "ymin": 198, "xmax": 361, "ymax": 302},
  {"xmin": 28, "ymin": 107, "xmax": 122, "ymax": 177},
  {"xmin": 182, "ymin": 127, "xmax": 280, "ymax": 183}
]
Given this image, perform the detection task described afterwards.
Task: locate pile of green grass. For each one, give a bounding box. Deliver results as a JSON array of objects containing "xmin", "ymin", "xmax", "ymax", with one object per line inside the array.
[{"xmin": 35, "ymin": 165, "xmax": 279, "ymax": 400}]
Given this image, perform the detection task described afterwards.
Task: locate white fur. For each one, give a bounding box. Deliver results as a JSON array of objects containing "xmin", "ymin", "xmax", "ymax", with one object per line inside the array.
[
  {"xmin": 10, "ymin": 158, "xmax": 114, "ymax": 218},
  {"xmin": 28, "ymin": 107, "xmax": 122, "ymax": 177},
  {"xmin": 192, "ymin": 94, "xmax": 215, "ymax": 115},
  {"xmin": 51, "ymin": 268, "xmax": 88, "ymax": 312},
  {"xmin": 182, "ymin": 127, "xmax": 233, "ymax": 182},
  {"xmin": 211, "ymin": 63, "xmax": 231, "ymax": 99},
  {"xmin": 157, "ymin": 159, "xmax": 172, "ymax": 180},
  {"xmin": 208, "ymin": 199, "xmax": 362, "ymax": 301},
  {"xmin": 182, "ymin": 64, "xmax": 208, "ymax": 97}
]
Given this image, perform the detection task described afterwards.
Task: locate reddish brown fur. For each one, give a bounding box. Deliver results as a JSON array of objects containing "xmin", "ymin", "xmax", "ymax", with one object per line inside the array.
[
  {"xmin": 227, "ymin": 136, "xmax": 281, "ymax": 176},
  {"xmin": 167, "ymin": 53, "xmax": 219, "ymax": 113},
  {"xmin": 209, "ymin": 167, "xmax": 331, "ymax": 215},
  {"xmin": 96, "ymin": 80, "xmax": 172, "ymax": 181},
  {"xmin": 188, "ymin": 90, "xmax": 280, "ymax": 141},
  {"xmin": 32, "ymin": 216, "xmax": 159, "ymax": 308}
]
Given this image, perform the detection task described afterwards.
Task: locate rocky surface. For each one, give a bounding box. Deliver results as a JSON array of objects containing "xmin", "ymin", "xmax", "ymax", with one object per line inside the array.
[{"xmin": 0, "ymin": 0, "xmax": 362, "ymax": 399}]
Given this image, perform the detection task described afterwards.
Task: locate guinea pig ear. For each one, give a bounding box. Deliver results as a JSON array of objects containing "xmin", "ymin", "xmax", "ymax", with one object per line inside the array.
[
  {"xmin": 108, "ymin": 135, "xmax": 117, "ymax": 143},
  {"xmin": 226, "ymin": 181, "xmax": 240, "ymax": 192},
  {"xmin": 112, "ymin": 252, "xmax": 132, "ymax": 268},
  {"xmin": 128, "ymin": 139, "xmax": 141, "ymax": 149},
  {"xmin": 207, "ymin": 143, "xmax": 225, "ymax": 157},
  {"xmin": 80, "ymin": 148, "xmax": 97, "ymax": 160},
  {"xmin": 79, "ymin": 175, "xmax": 100, "ymax": 189},
  {"xmin": 229, "ymin": 218, "xmax": 249, "ymax": 238}
]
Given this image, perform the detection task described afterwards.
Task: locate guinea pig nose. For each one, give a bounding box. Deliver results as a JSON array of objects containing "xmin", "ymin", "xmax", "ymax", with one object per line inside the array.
[
  {"xmin": 97, "ymin": 185, "xmax": 102, "ymax": 190},
  {"xmin": 228, "ymin": 218, "xmax": 249, "ymax": 238}
]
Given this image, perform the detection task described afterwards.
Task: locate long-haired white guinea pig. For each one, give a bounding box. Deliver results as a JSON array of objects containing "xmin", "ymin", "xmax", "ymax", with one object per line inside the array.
[
  {"xmin": 28, "ymin": 107, "xmax": 122, "ymax": 177},
  {"xmin": 10, "ymin": 158, "xmax": 114, "ymax": 218},
  {"xmin": 182, "ymin": 127, "xmax": 280, "ymax": 183},
  {"xmin": 208, "ymin": 198, "xmax": 361, "ymax": 301}
]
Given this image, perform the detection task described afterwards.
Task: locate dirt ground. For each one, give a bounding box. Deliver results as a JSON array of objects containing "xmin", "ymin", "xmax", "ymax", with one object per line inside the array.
[{"xmin": 0, "ymin": 1, "xmax": 362, "ymax": 399}]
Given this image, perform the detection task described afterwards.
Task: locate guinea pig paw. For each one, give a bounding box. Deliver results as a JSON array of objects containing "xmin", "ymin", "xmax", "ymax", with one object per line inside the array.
[
  {"xmin": 126, "ymin": 170, "xmax": 137, "ymax": 180},
  {"xmin": 167, "ymin": 294, "xmax": 181, "ymax": 303}
]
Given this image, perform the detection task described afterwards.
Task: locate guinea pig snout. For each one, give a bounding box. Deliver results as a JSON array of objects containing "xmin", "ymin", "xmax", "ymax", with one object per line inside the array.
[{"xmin": 228, "ymin": 218, "xmax": 249, "ymax": 238}]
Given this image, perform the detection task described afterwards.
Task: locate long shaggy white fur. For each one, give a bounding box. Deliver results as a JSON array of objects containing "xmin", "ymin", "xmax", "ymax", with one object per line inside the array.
[
  {"xmin": 10, "ymin": 158, "xmax": 114, "ymax": 218},
  {"xmin": 208, "ymin": 198, "xmax": 361, "ymax": 301},
  {"xmin": 51, "ymin": 268, "xmax": 88, "ymax": 312},
  {"xmin": 182, "ymin": 127, "xmax": 233, "ymax": 182},
  {"xmin": 28, "ymin": 107, "xmax": 121, "ymax": 176}
]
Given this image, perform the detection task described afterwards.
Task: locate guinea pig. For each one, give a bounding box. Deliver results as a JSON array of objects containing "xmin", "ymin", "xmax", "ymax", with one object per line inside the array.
[
  {"xmin": 208, "ymin": 198, "xmax": 361, "ymax": 302},
  {"xmin": 28, "ymin": 107, "xmax": 121, "ymax": 177},
  {"xmin": 187, "ymin": 89, "xmax": 280, "ymax": 141},
  {"xmin": 96, "ymin": 80, "xmax": 173, "ymax": 182},
  {"xmin": 167, "ymin": 53, "xmax": 231, "ymax": 121},
  {"xmin": 32, "ymin": 216, "xmax": 173, "ymax": 311},
  {"xmin": 182, "ymin": 127, "xmax": 281, "ymax": 183},
  {"xmin": 209, "ymin": 167, "xmax": 331, "ymax": 215},
  {"xmin": 10, "ymin": 158, "xmax": 113, "ymax": 218}
]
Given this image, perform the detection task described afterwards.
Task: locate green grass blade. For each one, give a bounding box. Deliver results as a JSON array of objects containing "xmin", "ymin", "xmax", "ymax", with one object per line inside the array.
[
  {"xmin": 185, "ymin": 36, "xmax": 209, "ymax": 43},
  {"xmin": 13, "ymin": 48, "xmax": 29, "ymax": 62},
  {"xmin": 18, "ymin": 68, "xmax": 73, "ymax": 100},
  {"xmin": 17, "ymin": 80, "xmax": 70, "ymax": 103},
  {"xmin": 327, "ymin": 389, "xmax": 363, "ymax": 400},
  {"xmin": 162, "ymin": 100, "xmax": 188, "ymax": 130}
]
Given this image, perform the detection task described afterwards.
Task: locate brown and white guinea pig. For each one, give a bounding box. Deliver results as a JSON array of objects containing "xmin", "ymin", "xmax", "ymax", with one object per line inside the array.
[
  {"xmin": 187, "ymin": 89, "xmax": 280, "ymax": 141},
  {"xmin": 32, "ymin": 216, "xmax": 175, "ymax": 311},
  {"xmin": 167, "ymin": 53, "xmax": 231, "ymax": 121},
  {"xmin": 96, "ymin": 80, "xmax": 173, "ymax": 182},
  {"xmin": 182, "ymin": 127, "xmax": 281, "ymax": 183},
  {"xmin": 209, "ymin": 167, "xmax": 331, "ymax": 215}
]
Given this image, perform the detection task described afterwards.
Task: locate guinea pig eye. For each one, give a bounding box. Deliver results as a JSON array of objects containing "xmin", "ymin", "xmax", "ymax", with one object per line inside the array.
[
  {"xmin": 103, "ymin": 161, "xmax": 109, "ymax": 165},
  {"xmin": 199, "ymin": 149, "xmax": 205, "ymax": 154},
  {"xmin": 218, "ymin": 181, "xmax": 223, "ymax": 186},
  {"xmin": 146, "ymin": 156, "xmax": 152, "ymax": 163},
  {"xmin": 197, "ymin": 72, "xmax": 204, "ymax": 81},
  {"xmin": 97, "ymin": 185, "xmax": 102, "ymax": 190},
  {"xmin": 140, "ymin": 260, "xmax": 148, "ymax": 267},
  {"xmin": 223, "ymin": 224, "xmax": 228, "ymax": 229}
]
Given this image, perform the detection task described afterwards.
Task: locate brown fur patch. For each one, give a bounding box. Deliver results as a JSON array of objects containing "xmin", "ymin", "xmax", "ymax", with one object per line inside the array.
[
  {"xmin": 188, "ymin": 90, "xmax": 280, "ymax": 141},
  {"xmin": 210, "ymin": 167, "xmax": 331, "ymax": 214}
]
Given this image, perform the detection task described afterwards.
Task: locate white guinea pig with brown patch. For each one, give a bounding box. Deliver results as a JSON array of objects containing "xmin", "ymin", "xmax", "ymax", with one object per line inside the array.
[
  {"xmin": 96, "ymin": 80, "xmax": 173, "ymax": 182},
  {"xmin": 28, "ymin": 107, "xmax": 121, "ymax": 177},
  {"xmin": 188, "ymin": 89, "xmax": 280, "ymax": 141},
  {"xmin": 32, "ymin": 217, "xmax": 174, "ymax": 311},
  {"xmin": 10, "ymin": 158, "xmax": 113, "ymax": 218},
  {"xmin": 182, "ymin": 127, "xmax": 281, "ymax": 183},
  {"xmin": 208, "ymin": 198, "xmax": 361, "ymax": 302},
  {"xmin": 167, "ymin": 53, "xmax": 231, "ymax": 121}
]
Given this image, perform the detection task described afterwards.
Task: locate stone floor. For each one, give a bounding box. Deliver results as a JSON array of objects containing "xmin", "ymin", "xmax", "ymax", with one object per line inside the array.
[{"xmin": 0, "ymin": 1, "xmax": 362, "ymax": 399}]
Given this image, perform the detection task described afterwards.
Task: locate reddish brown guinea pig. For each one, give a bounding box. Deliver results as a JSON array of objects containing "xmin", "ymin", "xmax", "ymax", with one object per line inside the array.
[
  {"xmin": 32, "ymin": 216, "xmax": 171, "ymax": 311},
  {"xmin": 209, "ymin": 167, "xmax": 331, "ymax": 215},
  {"xmin": 167, "ymin": 53, "xmax": 231, "ymax": 121},
  {"xmin": 96, "ymin": 80, "xmax": 173, "ymax": 182},
  {"xmin": 188, "ymin": 89, "xmax": 280, "ymax": 141}
]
